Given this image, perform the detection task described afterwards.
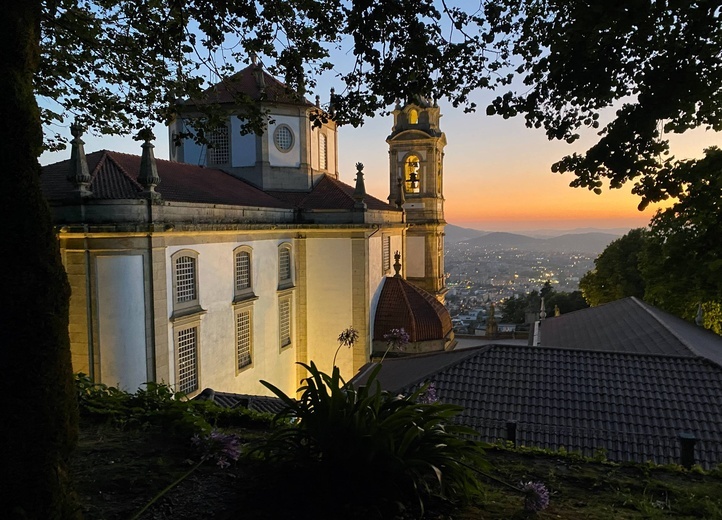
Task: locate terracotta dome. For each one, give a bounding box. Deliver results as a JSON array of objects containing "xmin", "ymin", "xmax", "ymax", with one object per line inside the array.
[{"xmin": 373, "ymin": 276, "xmax": 453, "ymax": 343}]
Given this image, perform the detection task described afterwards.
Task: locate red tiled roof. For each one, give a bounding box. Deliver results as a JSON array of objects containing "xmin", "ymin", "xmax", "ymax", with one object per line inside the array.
[
  {"xmin": 187, "ymin": 64, "xmax": 314, "ymax": 107},
  {"xmin": 373, "ymin": 276, "xmax": 453, "ymax": 342},
  {"xmin": 268, "ymin": 175, "xmax": 395, "ymax": 212},
  {"xmin": 41, "ymin": 151, "xmax": 291, "ymax": 208}
]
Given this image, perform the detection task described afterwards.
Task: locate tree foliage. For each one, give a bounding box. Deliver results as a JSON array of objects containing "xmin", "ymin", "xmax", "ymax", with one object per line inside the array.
[
  {"xmin": 642, "ymin": 147, "xmax": 722, "ymax": 332},
  {"xmin": 579, "ymin": 229, "xmax": 648, "ymax": 306},
  {"xmin": 486, "ymin": 1, "xmax": 722, "ymax": 207},
  {"xmin": 39, "ymin": 0, "xmax": 525, "ymax": 149},
  {"xmin": 501, "ymin": 284, "xmax": 588, "ymax": 324},
  {"xmin": 581, "ymin": 151, "xmax": 722, "ymax": 333}
]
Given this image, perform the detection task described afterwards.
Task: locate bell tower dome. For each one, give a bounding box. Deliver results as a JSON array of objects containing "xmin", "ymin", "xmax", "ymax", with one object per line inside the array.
[{"xmin": 387, "ymin": 98, "xmax": 447, "ymax": 301}]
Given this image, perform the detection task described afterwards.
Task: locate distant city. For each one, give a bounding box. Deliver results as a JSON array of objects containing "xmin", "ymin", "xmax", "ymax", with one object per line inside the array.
[{"xmin": 443, "ymin": 224, "xmax": 621, "ymax": 328}]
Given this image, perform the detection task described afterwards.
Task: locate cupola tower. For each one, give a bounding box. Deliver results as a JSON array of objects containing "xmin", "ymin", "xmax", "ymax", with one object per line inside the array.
[{"xmin": 387, "ymin": 98, "xmax": 447, "ymax": 301}]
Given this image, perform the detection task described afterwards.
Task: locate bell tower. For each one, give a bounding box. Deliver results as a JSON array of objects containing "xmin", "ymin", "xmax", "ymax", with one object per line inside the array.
[{"xmin": 387, "ymin": 98, "xmax": 447, "ymax": 301}]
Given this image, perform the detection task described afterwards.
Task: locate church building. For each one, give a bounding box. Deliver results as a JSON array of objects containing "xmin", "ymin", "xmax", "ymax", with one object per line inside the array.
[{"xmin": 40, "ymin": 64, "xmax": 454, "ymax": 397}]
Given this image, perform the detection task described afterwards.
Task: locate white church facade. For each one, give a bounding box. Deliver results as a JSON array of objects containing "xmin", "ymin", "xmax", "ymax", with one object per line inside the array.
[{"xmin": 41, "ymin": 65, "xmax": 453, "ymax": 397}]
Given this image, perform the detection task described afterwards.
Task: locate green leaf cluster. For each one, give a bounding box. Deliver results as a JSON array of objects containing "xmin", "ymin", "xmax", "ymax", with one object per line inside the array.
[
  {"xmin": 253, "ymin": 361, "xmax": 488, "ymax": 518},
  {"xmin": 75, "ymin": 373, "xmax": 273, "ymax": 437},
  {"xmin": 501, "ymin": 282, "xmax": 588, "ymax": 324}
]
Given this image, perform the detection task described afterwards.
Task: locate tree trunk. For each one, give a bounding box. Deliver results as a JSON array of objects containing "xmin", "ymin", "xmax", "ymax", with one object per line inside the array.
[{"xmin": 0, "ymin": 2, "xmax": 79, "ymax": 518}]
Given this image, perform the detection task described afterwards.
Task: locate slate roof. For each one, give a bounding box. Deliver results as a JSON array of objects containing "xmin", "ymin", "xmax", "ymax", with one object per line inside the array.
[
  {"xmin": 540, "ymin": 297, "xmax": 722, "ymax": 366},
  {"xmin": 268, "ymin": 174, "xmax": 395, "ymax": 212},
  {"xmin": 41, "ymin": 150, "xmax": 291, "ymax": 208},
  {"xmin": 194, "ymin": 388, "xmax": 287, "ymax": 415},
  {"xmin": 352, "ymin": 345, "xmax": 722, "ymax": 468},
  {"xmin": 186, "ymin": 64, "xmax": 315, "ymax": 107},
  {"xmin": 373, "ymin": 276, "xmax": 453, "ymax": 343}
]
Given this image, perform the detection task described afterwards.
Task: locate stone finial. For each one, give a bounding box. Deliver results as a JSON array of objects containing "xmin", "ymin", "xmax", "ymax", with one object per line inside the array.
[
  {"xmin": 353, "ymin": 162, "xmax": 367, "ymax": 209},
  {"xmin": 539, "ymin": 297, "xmax": 546, "ymax": 320},
  {"xmin": 393, "ymin": 251, "xmax": 402, "ymax": 277},
  {"xmin": 67, "ymin": 122, "xmax": 92, "ymax": 197},
  {"xmin": 695, "ymin": 303, "xmax": 704, "ymax": 326},
  {"xmin": 253, "ymin": 59, "xmax": 266, "ymax": 90},
  {"xmin": 137, "ymin": 129, "xmax": 161, "ymax": 198},
  {"xmin": 329, "ymin": 87, "xmax": 337, "ymax": 118},
  {"xmin": 315, "ymin": 94, "xmax": 321, "ymax": 107},
  {"xmin": 395, "ymin": 176, "xmax": 406, "ymax": 209}
]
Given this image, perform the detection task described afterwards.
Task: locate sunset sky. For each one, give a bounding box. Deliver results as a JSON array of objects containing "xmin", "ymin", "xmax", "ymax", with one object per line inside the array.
[{"xmin": 40, "ymin": 90, "xmax": 720, "ymax": 234}]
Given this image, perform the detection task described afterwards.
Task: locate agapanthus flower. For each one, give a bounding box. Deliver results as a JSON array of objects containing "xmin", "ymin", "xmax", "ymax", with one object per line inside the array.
[
  {"xmin": 337, "ymin": 327, "xmax": 359, "ymax": 347},
  {"xmin": 192, "ymin": 429, "xmax": 242, "ymax": 468},
  {"xmin": 383, "ymin": 328, "xmax": 410, "ymax": 350},
  {"xmin": 520, "ymin": 481, "xmax": 550, "ymax": 512},
  {"xmin": 333, "ymin": 326, "xmax": 359, "ymax": 366},
  {"xmin": 417, "ymin": 382, "xmax": 439, "ymax": 404}
]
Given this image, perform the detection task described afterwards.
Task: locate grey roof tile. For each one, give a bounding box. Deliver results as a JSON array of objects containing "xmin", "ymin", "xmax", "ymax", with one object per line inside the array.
[
  {"xmin": 194, "ymin": 388, "xmax": 287, "ymax": 415},
  {"xmin": 352, "ymin": 344, "xmax": 722, "ymax": 468},
  {"xmin": 540, "ymin": 297, "xmax": 722, "ymax": 367}
]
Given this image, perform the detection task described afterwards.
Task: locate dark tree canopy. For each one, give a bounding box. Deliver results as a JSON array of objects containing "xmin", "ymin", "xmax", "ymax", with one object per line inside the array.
[
  {"xmin": 581, "ymin": 150, "xmax": 722, "ymax": 334},
  {"xmin": 579, "ymin": 228, "xmax": 648, "ymax": 307},
  {"xmin": 501, "ymin": 284, "xmax": 587, "ymax": 324},
  {"xmin": 486, "ymin": 0, "xmax": 722, "ymax": 208},
  {"xmin": 642, "ymin": 147, "xmax": 722, "ymax": 333},
  {"xmin": 39, "ymin": 0, "xmax": 518, "ymax": 149},
  {"xmin": 38, "ymin": 1, "xmax": 721, "ymax": 205}
]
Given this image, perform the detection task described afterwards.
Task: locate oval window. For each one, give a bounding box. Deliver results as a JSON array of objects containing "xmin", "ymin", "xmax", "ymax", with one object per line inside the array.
[{"xmin": 274, "ymin": 125, "xmax": 294, "ymax": 152}]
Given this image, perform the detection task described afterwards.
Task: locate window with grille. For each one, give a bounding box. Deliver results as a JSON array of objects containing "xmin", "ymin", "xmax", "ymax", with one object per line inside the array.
[
  {"xmin": 278, "ymin": 244, "xmax": 292, "ymax": 287},
  {"xmin": 207, "ymin": 125, "xmax": 230, "ymax": 165},
  {"xmin": 319, "ymin": 133, "xmax": 328, "ymax": 170},
  {"xmin": 235, "ymin": 250, "xmax": 251, "ymax": 291},
  {"xmin": 273, "ymin": 125, "xmax": 294, "ymax": 152},
  {"xmin": 382, "ymin": 235, "xmax": 391, "ymax": 272},
  {"xmin": 236, "ymin": 309, "xmax": 252, "ymax": 370},
  {"xmin": 175, "ymin": 255, "xmax": 197, "ymax": 303},
  {"xmin": 279, "ymin": 298, "xmax": 291, "ymax": 348},
  {"xmin": 177, "ymin": 326, "xmax": 198, "ymax": 394}
]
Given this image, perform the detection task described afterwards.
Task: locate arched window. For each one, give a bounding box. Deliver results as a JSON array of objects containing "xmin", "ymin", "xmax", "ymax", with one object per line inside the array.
[
  {"xmin": 404, "ymin": 155, "xmax": 421, "ymax": 194},
  {"xmin": 233, "ymin": 246, "xmax": 254, "ymax": 300},
  {"xmin": 319, "ymin": 133, "xmax": 328, "ymax": 170},
  {"xmin": 278, "ymin": 243, "xmax": 293, "ymax": 288},
  {"xmin": 408, "ymin": 108, "xmax": 419, "ymax": 125},
  {"xmin": 171, "ymin": 249, "xmax": 200, "ymax": 313}
]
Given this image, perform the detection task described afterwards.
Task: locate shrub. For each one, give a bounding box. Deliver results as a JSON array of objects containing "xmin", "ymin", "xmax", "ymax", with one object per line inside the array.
[
  {"xmin": 252, "ymin": 362, "xmax": 488, "ymax": 518},
  {"xmin": 74, "ymin": 373, "xmax": 271, "ymax": 436}
]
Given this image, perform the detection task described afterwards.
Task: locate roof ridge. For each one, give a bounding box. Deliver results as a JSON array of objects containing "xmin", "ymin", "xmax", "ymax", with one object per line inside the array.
[
  {"xmin": 104, "ymin": 151, "xmax": 143, "ymax": 190},
  {"xmin": 397, "ymin": 278, "xmax": 416, "ymax": 339},
  {"xmin": 323, "ymin": 174, "xmax": 359, "ymax": 206},
  {"xmin": 629, "ymin": 296, "xmax": 701, "ymax": 357},
  {"xmin": 524, "ymin": 342, "xmax": 704, "ymax": 361}
]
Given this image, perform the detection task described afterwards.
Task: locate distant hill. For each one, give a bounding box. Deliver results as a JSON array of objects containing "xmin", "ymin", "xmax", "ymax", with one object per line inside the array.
[
  {"xmin": 462, "ymin": 231, "xmax": 618, "ymax": 254},
  {"xmin": 445, "ymin": 224, "xmax": 487, "ymax": 243}
]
